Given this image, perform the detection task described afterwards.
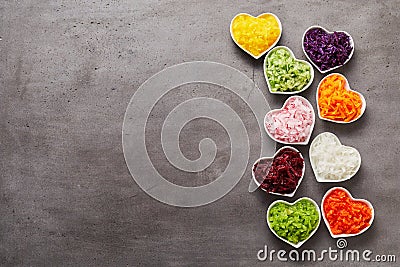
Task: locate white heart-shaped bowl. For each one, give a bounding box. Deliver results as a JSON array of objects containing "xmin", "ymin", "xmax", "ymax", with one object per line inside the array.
[
  {"xmin": 252, "ymin": 146, "xmax": 305, "ymax": 197},
  {"xmin": 230, "ymin": 13, "xmax": 282, "ymax": 60},
  {"xmin": 310, "ymin": 132, "xmax": 361, "ymax": 182},
  {"xmin": 321, "ymin": 187, "xmax": 374, "ymax": 238},
  {"xmin": 302, "ymin": 25, "xmax": 354, "ymax": 73},
  {"xmin": 264, "ymin": 96, "xmax": 315, "ymax": 145},
  {"xmin": 267, "ymin": 197, "xmax": 321, "ymax": 248},
  {"xmin": 263, "ymin": 46, "xmax": 314, "ymax": 94},
  {"xmin": 316, "ymin": 73, "xmax": 366, "ymax": 124}
]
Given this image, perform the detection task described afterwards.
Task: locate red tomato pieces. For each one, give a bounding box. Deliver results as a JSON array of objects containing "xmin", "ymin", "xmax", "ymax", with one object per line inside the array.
[{"xmin": 323, "ymin": 188, "xmax": 372, "ymax": 235}]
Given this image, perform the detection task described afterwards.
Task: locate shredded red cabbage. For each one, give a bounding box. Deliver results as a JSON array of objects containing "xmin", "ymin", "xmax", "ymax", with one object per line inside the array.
[
  {"xmin": 303, "ymin": 28, "xmax": 353, "ymax": 71},
  {"xmin": 253, "ymin": 148, "xmax": 304, "ymax": 194}
]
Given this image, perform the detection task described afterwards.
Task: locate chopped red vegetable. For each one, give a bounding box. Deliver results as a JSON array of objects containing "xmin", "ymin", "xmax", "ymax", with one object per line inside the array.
[
  {"xmin": 323, "ymin": 188, "xmax": 373, "ymax": 235},
  {"xmin": 253, "ymin": 148, "xmax": 304, "ymax": 194}
]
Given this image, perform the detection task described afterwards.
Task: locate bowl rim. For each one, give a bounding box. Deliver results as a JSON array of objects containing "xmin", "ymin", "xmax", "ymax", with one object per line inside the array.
[
  {"xmin": 321, "ymin": 187, "xmax": 375, "ymax": 238},
  {"xmin": 251, "ymin": 146, "xmax": 305, "ymax": 197},
  {"xmin": 301, "ymin": 25, "xmax": 355, "ymax": 74},
  {"xmin": 316, "ymin": 73, "xmax": 367, "ymax": 124},
  {"xmin": 266, "ymin": 197, "xmax": 321, "ymax": 248},
  {"xmin": 309, "ymin": 132, "xmax": 361, "ymax": 182},
  {"xmin": 263, "ymin": 45, "xmax": 314, "ymax": 95},
  {"xmin": 230, "ymin": 12, "xmax": 282, "ymax": 60},
  {"xmin": 264, "ymin": 95, "xmax": 316, "ymax": 145}
]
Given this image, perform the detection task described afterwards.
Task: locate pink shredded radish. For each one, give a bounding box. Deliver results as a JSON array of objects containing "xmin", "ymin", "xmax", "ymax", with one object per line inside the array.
[{"xmin": 265, "ymin": 97, "xmax": 314, "ymax": 143}]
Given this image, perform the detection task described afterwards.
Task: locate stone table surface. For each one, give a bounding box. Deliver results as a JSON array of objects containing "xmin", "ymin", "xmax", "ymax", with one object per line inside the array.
[{"xmin": 1, "ymin": 0, "xmax": 399, "ymax": 266}]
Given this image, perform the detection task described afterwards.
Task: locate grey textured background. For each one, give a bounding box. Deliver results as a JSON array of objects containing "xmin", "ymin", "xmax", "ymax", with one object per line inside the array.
[{"xmin": 1, "ymin": 0, "xmax": 399, "ymax": 266}]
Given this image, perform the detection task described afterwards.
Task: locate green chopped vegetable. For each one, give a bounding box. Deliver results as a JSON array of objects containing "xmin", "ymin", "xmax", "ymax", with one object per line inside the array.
[
  {"xmin": 268, "ymin": 199, "xmax": 320, "ymax": 244},
  {"xmin": 265, "ymin": 48, "xmax": 312, "ymax": 92}
]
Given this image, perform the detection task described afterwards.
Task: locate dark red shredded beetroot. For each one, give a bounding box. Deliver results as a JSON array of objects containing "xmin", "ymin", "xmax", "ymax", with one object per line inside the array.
[
  {"xmin": 253, "ymin": 148, "xmax": 304, "ymax": 194},
  {"xmin": 303, "ymin": 28, "xmax": 353, "ymax": 71}
]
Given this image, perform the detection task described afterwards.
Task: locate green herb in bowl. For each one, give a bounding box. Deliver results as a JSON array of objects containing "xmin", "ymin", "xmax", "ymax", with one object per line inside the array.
[
  {"xmin": 264, "ymin": 46, "xmax": 313, "ymax": 93},
  {"xmin": 267, "ymin": 198, "xmax": 320, "ymax": 247}
]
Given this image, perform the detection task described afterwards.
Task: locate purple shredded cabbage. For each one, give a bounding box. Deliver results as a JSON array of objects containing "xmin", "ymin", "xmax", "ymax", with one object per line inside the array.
[{"xmin": 303, "ymin": 28, "xmax": 353, "ymax": 71}]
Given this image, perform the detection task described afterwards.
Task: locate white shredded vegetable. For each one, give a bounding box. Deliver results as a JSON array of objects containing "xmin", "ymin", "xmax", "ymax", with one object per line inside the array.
[{"xmin": 310, "ymin": 132, "xmax": 361, "ymax": 181}]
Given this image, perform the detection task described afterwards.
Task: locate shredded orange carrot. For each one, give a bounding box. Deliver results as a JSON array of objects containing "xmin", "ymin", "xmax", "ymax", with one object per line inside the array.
[{"xmin": 318, "ymin": 74, "xmax": 363, "ymax": 122}]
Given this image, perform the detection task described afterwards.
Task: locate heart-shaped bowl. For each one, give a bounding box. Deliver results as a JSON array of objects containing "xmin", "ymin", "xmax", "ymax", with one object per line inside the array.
[
  {"xmin": 310, "ymin": 132, "xmax": 361, "ymax": 182},
  {"xmin": 302, "ymin": 25, "xmax": 354, "ymax": 73},
  {"xmin": 264, "ymin": 46, "xmax": 314, "ymax": 94},
  {"xmin": 264, "ymin": 96, "xmax": 315, "ymax": 145},
  {"xmin": 267, "ymin": 197, "xmax": 321, "ymax": 248},
  {"xmin": 252, "ymin": 146, "xmax": 305, "ymax": 197},
  {"xmin": 230, "ymin": 13, "xmax": 282, "ymax": 59},
  {"xmin": 316, "ymin": 73, "xmax": 366, "ymax": 124},
  {"xmin": 321, "ymin": 187, "xmax": 374, "ymax": 238}
]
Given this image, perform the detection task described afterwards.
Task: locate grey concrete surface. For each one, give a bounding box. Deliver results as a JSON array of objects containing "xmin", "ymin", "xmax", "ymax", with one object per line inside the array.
[{"xmin": 1, "ymin": 0, "xmax": 399, "ymax": 266}]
